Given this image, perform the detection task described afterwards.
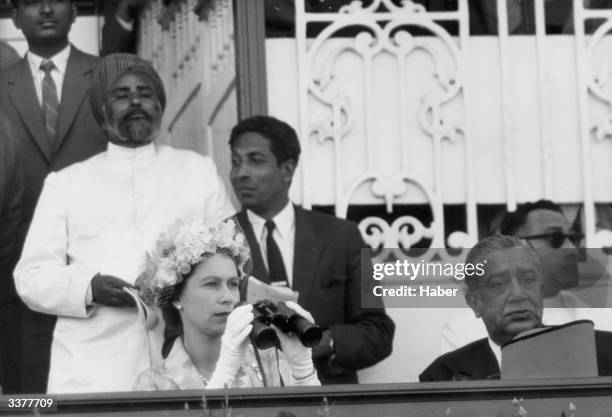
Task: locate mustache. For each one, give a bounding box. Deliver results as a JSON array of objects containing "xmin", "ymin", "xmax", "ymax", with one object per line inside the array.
[{"xmin": 123, "ymin": 108, "xmax": 151, "ymax": 122}]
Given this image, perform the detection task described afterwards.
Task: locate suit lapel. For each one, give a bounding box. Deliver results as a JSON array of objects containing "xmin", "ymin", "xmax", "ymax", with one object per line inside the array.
[
  {"xmin": 236, "ymin": 210, "xmax": 269, "ymax": 283},
  {"xmin": 292, "ymin": 206, "xmax": 324, "ymax": 305},
  {"xmin": 7, "ymin": 58, "xmax": 51, "ymax": 161},
  {"xmin": 55, "ymin": 48, "xmax": 94, "ymax": 151}
]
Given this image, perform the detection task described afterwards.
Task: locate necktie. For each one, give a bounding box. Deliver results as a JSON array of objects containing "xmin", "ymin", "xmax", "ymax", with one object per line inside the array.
[
  {"xmin": 265, "ymin": 220, "xmax": 289, "ymax": 287},
  {"xmin": 40, "ymin": 60, "xmax": 59, "ymax": 154}
]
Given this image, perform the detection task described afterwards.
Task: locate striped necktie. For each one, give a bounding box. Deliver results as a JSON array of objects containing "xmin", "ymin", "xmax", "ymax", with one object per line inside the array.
[
  {"xmin": 265, "ymin": 220, "xmax": 289, "ymax": 287},
  {"xmin": 40, "ymin": 60, "xmax": 59, "ymax": 154}
]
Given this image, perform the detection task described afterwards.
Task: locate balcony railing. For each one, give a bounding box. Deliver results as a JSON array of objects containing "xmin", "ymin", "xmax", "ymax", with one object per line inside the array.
[{"xmin": 3, "ymin": 378, "xmax": 612, "ymax": 416}]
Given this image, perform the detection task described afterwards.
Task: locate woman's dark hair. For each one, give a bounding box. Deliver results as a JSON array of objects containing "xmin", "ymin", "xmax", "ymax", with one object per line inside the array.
[{"xmin": 161, "ymin": 273, "xmax": 189, "ymax": 358}]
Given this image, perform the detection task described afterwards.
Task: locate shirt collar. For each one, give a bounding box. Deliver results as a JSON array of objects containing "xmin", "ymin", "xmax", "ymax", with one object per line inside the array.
[
  {"xmin": 165, "ymin": 338, "xmax": 193, "ymax": 370},
  {"xmin": 488, "ymin": 337, "xmax": 502, "ymax": 367},
  {"xmin": 166, "ymin": 337, "xmax": 260, "ymax": 389},
  {"xmin": 28, "ymin": 44, "xmax": 71, "ymax": 75},
  {"xmin": 246, "ymin": 202, "xmax": 295, "ymax": 239},
  {"xmin": 164, "ymin": 338, "xmax": 207, "ymax": 389},
  {"xmin": 106, "ymin": 141, "xmax": 156, "ymax": 162}
]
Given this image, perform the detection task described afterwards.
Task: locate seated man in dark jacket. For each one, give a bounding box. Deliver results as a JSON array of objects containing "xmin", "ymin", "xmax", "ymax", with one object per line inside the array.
[{"xmin": 420, "ymin": 235, "xmax": 612, "ymax": 381}]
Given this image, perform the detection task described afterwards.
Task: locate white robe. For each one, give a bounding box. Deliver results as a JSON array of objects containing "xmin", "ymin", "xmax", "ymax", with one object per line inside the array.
[{"xmin": 14, "ymin": 142, "xmax": 234, "ymax": 393}]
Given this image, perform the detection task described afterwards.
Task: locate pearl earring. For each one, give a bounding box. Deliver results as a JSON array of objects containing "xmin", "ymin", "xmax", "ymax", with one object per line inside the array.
[{"xmin": 173, "ymin": 302, "xmax": 183, "ymax": 311}]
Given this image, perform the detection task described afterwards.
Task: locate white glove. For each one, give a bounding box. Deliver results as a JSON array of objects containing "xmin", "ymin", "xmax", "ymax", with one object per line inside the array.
[
  {"xmin": 275, "ymin": 301, "xmax": 316, "ymax": 380},
  {"xmin": 207, "ymin": 304, "xmax": 253, "ymax": 389}
]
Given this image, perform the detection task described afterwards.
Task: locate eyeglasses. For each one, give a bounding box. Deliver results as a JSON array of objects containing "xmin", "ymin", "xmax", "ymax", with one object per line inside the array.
[{"xmin": 519, "ymin": 231, "xmax": 584, "ymax": 248}]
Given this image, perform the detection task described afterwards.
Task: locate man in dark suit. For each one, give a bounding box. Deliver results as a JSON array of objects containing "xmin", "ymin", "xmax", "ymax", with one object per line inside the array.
[
  {"xmin": 420, "ymin": 329, "xmax": 612, "ymax": 381},
  {"xmin": 228, "ymin": 115, "xmax": 394, "ymax": 384},
  {"xmin": 0, "ymin": 0, "xmax": 133, "ymax": 393},
  {"xmin": 0, "ymin": 112, "xmax": 24, "ymax": 394},
  {"xmin": 420, "ymin": 235, "xmax": 612, "ymax": 381}
]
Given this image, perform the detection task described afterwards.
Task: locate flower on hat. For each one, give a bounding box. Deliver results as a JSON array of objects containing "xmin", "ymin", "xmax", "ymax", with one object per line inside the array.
[{"xmin": 136, "ymin": 218, "xmax": 251, "ymax": 306}]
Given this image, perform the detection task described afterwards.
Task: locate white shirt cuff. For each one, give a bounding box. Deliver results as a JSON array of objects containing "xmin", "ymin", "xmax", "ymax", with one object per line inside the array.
[{"xmin": 86, "ymin": 283, "xmax": 94, "ymax": 306}]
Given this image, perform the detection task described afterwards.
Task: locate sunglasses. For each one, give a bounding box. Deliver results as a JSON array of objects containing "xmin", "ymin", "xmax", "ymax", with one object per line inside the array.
[{"xmin": 519, "ymin": 231, "xmax": 584, "ymax": 248}]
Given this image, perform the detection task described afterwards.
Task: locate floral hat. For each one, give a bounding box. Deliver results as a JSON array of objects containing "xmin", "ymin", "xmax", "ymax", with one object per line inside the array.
[{"xmin": 136, "ymin": 218, "xmax": 251, "ymax": 306}]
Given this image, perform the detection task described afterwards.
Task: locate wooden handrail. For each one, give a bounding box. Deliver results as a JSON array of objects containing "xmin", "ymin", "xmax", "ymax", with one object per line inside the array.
[{"xmin": 10, "ymin": 377, "xmax": 612, "ymax": 414}]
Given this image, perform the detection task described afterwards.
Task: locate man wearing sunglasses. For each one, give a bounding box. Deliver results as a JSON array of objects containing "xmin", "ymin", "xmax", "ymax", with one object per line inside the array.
[
  {"xmin": 500, "ymin": 200, "xmax": 582, "ymax": 299},
  {"xmin": 440, "ymin": 200, "xmax": 600, "ymax": 354}
]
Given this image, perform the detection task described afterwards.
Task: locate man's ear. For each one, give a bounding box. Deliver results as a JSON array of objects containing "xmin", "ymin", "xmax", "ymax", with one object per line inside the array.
[
  {"xmin": 465, "ymin": 290, "xmax": 481, "ymax": 318},
  {"xmin": 280, "ymin": 159, "xmax": 297, "ymax": 183}
]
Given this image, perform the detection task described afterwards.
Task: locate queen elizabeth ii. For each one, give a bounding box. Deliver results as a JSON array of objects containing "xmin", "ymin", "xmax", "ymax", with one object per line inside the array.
[{"xmin": 134, "ymin": 218, "xmax": 320, "ymax": 390}]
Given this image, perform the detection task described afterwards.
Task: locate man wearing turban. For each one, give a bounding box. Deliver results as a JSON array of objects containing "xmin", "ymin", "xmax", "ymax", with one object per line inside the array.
[{"xmin": 14, "ymin": 53, "xmax": 234, "ymax": 393}]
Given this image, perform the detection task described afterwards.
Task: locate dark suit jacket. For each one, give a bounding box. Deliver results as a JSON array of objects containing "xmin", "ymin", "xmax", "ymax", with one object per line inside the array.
[
  {"xmin": 0, "ymin": 46, "xmax": 107, "ymax": 235},
  {"xmin": 419, "ymin": 331, "xmax": 612, "ymax": 381},
  {"xmin": 0, "ymin": 112, "xmax": 24, "ymax": 306},
  {"xmin": 236, "ymin": 206, "xmax": 395, "ymax": 384},
  {"xmin": 0, "ymin": 46, "xmax": 107, "ymax": 393}
]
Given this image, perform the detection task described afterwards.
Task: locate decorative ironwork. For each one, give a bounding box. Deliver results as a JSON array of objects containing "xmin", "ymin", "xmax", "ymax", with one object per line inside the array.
[
  {"xmin": 295, "ymin": 0, "xmax": 476, "ymax": 254},
  {"xmin": 574, "ymin": 0, "xmax": 612, "ymax": 247}
]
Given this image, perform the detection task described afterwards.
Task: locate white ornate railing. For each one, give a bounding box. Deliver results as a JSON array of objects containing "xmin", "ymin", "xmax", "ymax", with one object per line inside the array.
[
  {"xmin": 291, "ymin": 0, "xmax": 475, "ymax": 262},
  {"xmin": 574, "ymin": 0, "xmax": 612, "ymax": 248},
  {"xmin": 261, "ymin": 0, "xmax": 612, "ymax": 254}
]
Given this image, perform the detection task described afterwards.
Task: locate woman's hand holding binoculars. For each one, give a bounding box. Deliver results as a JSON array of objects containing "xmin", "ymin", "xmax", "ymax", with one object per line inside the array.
[
  {"xmin": 207, "ymin": 304, "xmax": 253, "ymax": 389},
  {"xmin": 275, "ymin": 301, "xmax": 317, "ymax": 380},
  {"xmin": 209, "ymin": 302, "xmax": 319, "ymax": 387}
]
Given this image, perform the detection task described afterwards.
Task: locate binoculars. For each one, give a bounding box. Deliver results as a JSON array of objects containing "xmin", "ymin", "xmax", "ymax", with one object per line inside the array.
[{"xmin": 250, "ymin": 300, "xmax": 323, "ymax": 350}]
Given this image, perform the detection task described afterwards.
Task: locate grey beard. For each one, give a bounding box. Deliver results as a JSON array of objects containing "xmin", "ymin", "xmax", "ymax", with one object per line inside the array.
[
  {"xmin": 106, "ymin": 119, "xmax": 158, "ymax": 148},
  {"xmin": 119, "ymin": 118, "xmax": 154, "ymax": 144}
]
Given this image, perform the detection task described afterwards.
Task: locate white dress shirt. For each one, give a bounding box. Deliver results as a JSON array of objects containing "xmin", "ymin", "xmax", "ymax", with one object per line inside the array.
[
  {"xmin": 14, "ymin": 142, "xmax": 234, "ymax": 393},
  {"xmin": 27, "ymin": 44, "xmax": 71, "ymax": 106},
  {"xmin": 247, "ymin": 203, "xmax": 295, "ymax": 286},
  {"xmin": 488, "ymin": 338, "xmax": 502, "ymax": 368}
]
